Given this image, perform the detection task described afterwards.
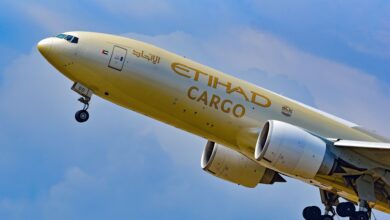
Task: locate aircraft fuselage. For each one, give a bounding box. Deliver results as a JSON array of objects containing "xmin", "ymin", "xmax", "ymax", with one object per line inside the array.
[{"xmin": 37, "ymin": 32, "xmax": 390, "ymax": 214}]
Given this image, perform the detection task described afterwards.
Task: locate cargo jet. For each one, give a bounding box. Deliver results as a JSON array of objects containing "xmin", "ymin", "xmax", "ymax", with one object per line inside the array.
[{"xmin": 37, "ymin": 32, "xmax": 390, "ymax": 220}]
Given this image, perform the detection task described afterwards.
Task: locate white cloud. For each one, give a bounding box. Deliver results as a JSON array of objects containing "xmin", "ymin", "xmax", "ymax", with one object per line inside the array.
[
  {"xmin": 246, "ymin": 0, "xmax": 390, "ymax": 61},
  {"xmin": 41, "ymin": 167, "xmax": 104, "ymax": 220},
  {"xmin": 346, "ymin": 28, "xmax": 390, "ymax": 59},
  {"xmin": 22, "ymin": 5, "xmax": 79, "ymax": 34},
  {"xmin": 1, "ymin": 2, "xmax": 90, "ymax": 34}
]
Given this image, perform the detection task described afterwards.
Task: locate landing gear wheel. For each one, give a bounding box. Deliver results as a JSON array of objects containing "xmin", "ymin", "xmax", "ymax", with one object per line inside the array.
[
  {"xmin": 321, "ymin": 214, "xmax": 333, "ymax": 220},
  {"xmin": 75, "ymin": 110, "xmax": 89, "ymax": 123},
  {"xmin": 74, "ymin": 95, "xmax": 91, "ymax": 123},
  {"xmin": 351, "ymin": 211, "xmax": 369, "ymax": 220},
  {"xmin": 303, "ymin": 206, "xmax": 321, "ymax": 219},
  {"xmin": 336, "ymin": 202, "xmax": 355, "ymax": 217}
]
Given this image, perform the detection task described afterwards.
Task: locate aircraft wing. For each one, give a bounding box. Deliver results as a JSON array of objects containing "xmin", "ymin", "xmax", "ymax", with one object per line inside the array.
[{"xmin": 334, "ymin": 140, "xmax": 390, "ymax": 167}]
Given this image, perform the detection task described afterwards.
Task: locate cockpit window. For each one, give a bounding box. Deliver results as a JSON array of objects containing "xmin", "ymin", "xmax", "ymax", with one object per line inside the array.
[
  {"xmin": 71, "ymin": 37, "xmax": 79, "ymax": 43},
  {"xmin": 56, "ymin": 34, "xmax": 66, "ymax": 39},
  {"xmin": 65, "ymin": 35, "xmax": 73, "ymax": 41},
  {"xmin": 55, "ymin": 33, "xmax": 79, "ymax": 44}
]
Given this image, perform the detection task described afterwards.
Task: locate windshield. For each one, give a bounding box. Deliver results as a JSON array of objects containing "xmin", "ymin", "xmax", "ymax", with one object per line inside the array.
[{"xmin": 55, "ymin": 33, "xmax": 79, "ymax": 44}]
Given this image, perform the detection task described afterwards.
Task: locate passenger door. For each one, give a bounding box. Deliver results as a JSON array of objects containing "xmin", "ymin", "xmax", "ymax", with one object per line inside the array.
[{"xmin": 108, "ymin": 46, "xmax": 127, "ymax": 71}]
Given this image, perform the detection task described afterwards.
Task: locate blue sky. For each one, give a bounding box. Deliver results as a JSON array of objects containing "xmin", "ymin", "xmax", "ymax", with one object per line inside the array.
[{"xmin": 0, "ymin": 1, "xmax": 390, "ymax": 219}]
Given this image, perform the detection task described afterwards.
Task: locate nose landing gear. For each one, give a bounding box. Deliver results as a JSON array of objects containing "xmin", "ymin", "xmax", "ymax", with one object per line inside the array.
[
  {"xmin": 71, "ymin": 82, "xmax": 93, "ymax": 123},
  {"xmin": 75, "ymin": 97, "xmax": 90, "ymax": 123}
]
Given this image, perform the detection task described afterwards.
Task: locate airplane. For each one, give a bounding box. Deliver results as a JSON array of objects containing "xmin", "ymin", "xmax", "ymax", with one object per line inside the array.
[{"xmin": 37, "ymin": 31, "xmax": 390, "ymax": 220}]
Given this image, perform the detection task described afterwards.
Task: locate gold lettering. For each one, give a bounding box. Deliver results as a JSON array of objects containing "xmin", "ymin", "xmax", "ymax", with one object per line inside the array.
[
  {"xmin": 193, "ymin": 69, "xmax": 208, "ymax": 81},
  {"xmin": 172, "ymin": 63, "xmax": 191, "ymax": 78},
  {"xmin": 221, "ymin": 99, "xmax": 232, "ymax": 113},
  {"xmin": 213, "ymin": 77, "xmax": 232, "ymax": 92},
  {"xmin": 187, "ymin": 86, "xmax": 199, "ymax": 100},
  {"xmin": 172, "ymin": 63, "xmax": 209, "ymax": 81},
  {"xmin": 172, "ymin": 62, "xmax": 273, "ymax": 114},
  {"xmin": 209, "ymin": 95, "xmax": 221, "ymax": 110},
  {"xmin": 228, "ymin": 86, "xmax": 250, "ymax": 101},
  {"xmin": 197, "ymin": 91, "xmax": 208, "ymax": 105},
  {"xmin": 207, "ymin": 75, "xmax": 213, "ymax": 87},
  {"xmin": 233, "ymin": 104, "xmax": 245, "ymax": 118},
  {"xmin": 251, "ymin": 91, "xmax": 272, "ymax": 108}
]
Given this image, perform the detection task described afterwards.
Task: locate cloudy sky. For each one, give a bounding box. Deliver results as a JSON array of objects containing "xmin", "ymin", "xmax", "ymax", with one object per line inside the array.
[{"xmin": 1, "ymin": 1, "xmax": 390, "ymax": 219}]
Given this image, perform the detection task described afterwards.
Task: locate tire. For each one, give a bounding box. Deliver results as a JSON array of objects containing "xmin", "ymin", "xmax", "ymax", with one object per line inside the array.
[
  {"xmin": 75, "ymin": 110, "xmax": 89, "ymax": 123},
  {"xmin": 352, "ymin": 211, "xmax": 369, "ymax": 220},
  {"xmin": 303, "ymin": 206, "xmax": 321, "ymax": 219},
  {"xmin": 322, "ymin": 214, "xmax": 333, "ymax": 220},
  {"xmin": 336, "ymin": 202, "xmax": 355, "ymax": 217}
]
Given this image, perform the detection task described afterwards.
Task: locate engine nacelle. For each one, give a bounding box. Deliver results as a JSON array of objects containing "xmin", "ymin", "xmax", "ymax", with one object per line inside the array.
[
  {"xmin": 201, "ymin": 141, "xmax": 285, "ymax": 188},
  {"xmin": 255, "ymin": 120, "xmax": 336, "ymax": 179}
]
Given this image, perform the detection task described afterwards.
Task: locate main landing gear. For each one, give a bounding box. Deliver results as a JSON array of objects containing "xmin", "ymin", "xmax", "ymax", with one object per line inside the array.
[
  {"xmin": 303, "ymin": 190, "xmax": 338, "ymax": 220},
  {"xmin": 336, "ymin": 201, "xmax": 370, "ymax": 220},
  {"xmin": 303, "ymin": 201, "xmax": 370, "ymax": 220},
  {"xmin": 303, "ymin": 174, "xmax": 376, "ymax": 220},
  {"xmin": 71, "ymin": 82, "xmax": 93, "ymax": 123}
]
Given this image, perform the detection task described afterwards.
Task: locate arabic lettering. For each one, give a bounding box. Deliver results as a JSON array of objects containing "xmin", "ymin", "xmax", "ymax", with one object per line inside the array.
[{"xmin": 132, "ymin": 49, "xmax": 161, "ymax": 64}]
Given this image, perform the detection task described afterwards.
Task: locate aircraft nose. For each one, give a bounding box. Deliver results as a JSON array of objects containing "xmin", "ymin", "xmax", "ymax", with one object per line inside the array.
[{"xmin": 37, "ymin": 38, "xmax": 52, "ymax": 57}]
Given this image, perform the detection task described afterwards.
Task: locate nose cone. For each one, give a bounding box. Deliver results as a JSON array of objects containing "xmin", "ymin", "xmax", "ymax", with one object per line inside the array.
[{"xmin": 37, "ymin": 38, "xmax": 52, "ymax": 57}]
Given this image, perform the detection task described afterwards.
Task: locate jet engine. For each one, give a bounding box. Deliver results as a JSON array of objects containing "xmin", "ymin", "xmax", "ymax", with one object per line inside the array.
[
  {"xmin": 255, "ymin": 120, "xmax": 336, "ymax": 179},
  {"xmin": 201, "ymin": 141, "xmax": 285, "ymax": 188}
]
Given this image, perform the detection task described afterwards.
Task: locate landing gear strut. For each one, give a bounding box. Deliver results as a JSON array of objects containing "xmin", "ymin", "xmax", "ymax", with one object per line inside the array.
[
  {"xmin": 71, "ymin": 82, "xmax": 93, "ymax": 123},
  {"xmin": 320, "ymin": 189, "xmax": 338, "ymax": 218},
  {"xmin": 340, "ymin": 174, "xmax": 375, "ymax": 220},
  {"xmin": 303, "ymin": 190, "xmax": 338, "ymax": 220}
]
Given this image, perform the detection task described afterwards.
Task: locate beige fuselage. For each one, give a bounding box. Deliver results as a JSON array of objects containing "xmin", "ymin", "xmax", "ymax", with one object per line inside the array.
[{"xmin": 41, "ymin": 32, "xmax": 389, "ymax": 213}]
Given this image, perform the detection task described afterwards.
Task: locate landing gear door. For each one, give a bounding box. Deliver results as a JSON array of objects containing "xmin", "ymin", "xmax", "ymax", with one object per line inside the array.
[{"xmin": 108, "ymin": 46, "xmax": 127, "ymax": 71}]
